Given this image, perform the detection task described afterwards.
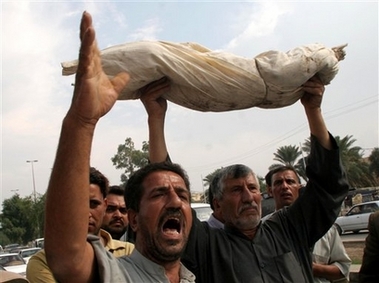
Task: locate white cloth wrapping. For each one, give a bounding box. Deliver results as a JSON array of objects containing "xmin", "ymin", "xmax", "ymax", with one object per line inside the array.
[{"xmin": 62, "ymin": 41, "xmax": 347, "ymax": 112}]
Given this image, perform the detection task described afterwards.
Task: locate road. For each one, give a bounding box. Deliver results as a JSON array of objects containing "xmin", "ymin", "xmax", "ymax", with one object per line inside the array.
[{"xmin": 341, "ymin": 230, "xmax": 368, "ymax": 242}]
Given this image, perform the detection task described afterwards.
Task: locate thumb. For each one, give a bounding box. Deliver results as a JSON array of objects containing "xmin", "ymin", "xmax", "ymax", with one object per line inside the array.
[{"xmin": 111, "ymin": 72, "xmax": 130, "ymax": 94}]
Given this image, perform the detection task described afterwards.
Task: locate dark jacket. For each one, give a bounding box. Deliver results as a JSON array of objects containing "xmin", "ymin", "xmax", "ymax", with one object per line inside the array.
[
  {"xmin": 182, "ymin": 134, "xmax": 350, "ymax": 283},
  {"xmin": 359, "ymin": 210, "xmax": 379, "ymax": 283}
]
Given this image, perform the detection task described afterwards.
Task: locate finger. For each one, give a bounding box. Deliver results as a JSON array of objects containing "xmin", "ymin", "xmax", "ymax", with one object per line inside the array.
[
  {"xmin": 80, "ymin": 11, "xmax": 92, "ymax": 41},
  {"xmin": 302, "ymin": 85, "xmax": 324, "ymax": 96}
]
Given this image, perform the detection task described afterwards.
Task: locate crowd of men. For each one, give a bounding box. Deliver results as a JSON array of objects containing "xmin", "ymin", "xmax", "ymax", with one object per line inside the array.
[{"xmin": 3, "ymin": 11, "xmax": 377, "ymax": 283}]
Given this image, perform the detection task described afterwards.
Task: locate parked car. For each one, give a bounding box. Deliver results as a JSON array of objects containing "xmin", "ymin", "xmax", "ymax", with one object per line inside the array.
[
  {"xmin": 0, "ymin": 253, "xmax": 27, "ymax": 277},
  {"xmin": 3, "ymin": 244, "xmax": 20, "ymax": 253},
  {"xmin": 334, "ymin": 200, "xmax": 379, "ymax": 234},
  {"xmin": 18, "ymin": 247, "xmax": 41, "ymax": 264},
  {"xmin": 191, "ymin": 203, "xmax": 213, "ymax": 221}
]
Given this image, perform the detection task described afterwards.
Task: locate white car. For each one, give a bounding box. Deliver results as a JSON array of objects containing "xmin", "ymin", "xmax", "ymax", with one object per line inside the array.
[
  {"xmin": 191, "ymin": 203, "xmax": 213, "ymax": 221},
  {"xmin": 0, "ymin": 253, "xmax": 27, "ymax": 277},
  {"xmin": 18, "ymin": 247, "xmax": 41, "ymax": 264},
  {"xmin": 335, "ymin": 200, "xmax": 379, "ymax": 234}
]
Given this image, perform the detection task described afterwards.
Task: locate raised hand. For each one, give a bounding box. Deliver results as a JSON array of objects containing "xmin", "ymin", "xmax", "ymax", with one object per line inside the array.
[
  {"xmin": 68, "ymin": 11, "xmax": 130, "ymax": 126},
  {"xmin": 300, "ymin": 75, "xmax": 325, "ymax": 111},
  {"xmin": 140, "ymin": 77, "xmax": 170, "ymax": 119}
]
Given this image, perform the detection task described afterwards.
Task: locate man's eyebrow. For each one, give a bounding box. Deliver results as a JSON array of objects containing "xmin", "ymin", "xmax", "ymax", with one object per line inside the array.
[
  {"xmin": 174, "ymin": 186, "xmax": 190, "ymax": 194},
  {"xmin": 148, "ymin": 186, "xmax": 169, "ymax": 194}
]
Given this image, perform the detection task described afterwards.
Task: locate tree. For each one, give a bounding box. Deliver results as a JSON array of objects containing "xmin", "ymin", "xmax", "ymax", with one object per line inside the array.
[
  {"xmin": 369, "ymin": 147, "xmax": 379, "ymax": 178},
  {"xmin": 272, "ymin": 145, "xmax": 302, "ymax": 167},
  {"xmin": 111, "ymin": 138, "xmax": 149, "ymax": 184},
  {"xmin": 268, "ymin": 145, "xmax": 307, "ymax": 181},
  {"xmin": 334, "ymin": 135, "xmax": 377, "ymax": 188},
  {"xmin": 273, "ymin": 135, "xmax": 379, "ymax": 188},
  {"xmin": 202, "ymin": 168, "xmax": 222, "ymax": 203},
  {"xmin": 202, "ymin": 168, "xmax": 222, "ymax": 188},
  {"xmin": 0, "ymin": 192, "xmax": 45, "ymax": 245}
]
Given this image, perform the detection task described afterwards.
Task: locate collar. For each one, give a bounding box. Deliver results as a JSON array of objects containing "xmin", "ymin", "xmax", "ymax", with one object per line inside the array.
[
  {"xmin": 130, "ymin": 249, "xmax": 196, "ymax": 282},
  {"xmin": 100, "ymin": 229, "xmax": 126, "ymax": 252}
]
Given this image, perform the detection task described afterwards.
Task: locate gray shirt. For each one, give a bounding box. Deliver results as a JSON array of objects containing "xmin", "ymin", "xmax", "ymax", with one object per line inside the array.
[
  {"xmin": 206, "ymin": 214, "xmax": 224, "ymax": 229},
  {"xmin": 89, "ymin": 235, "xmax": 196, "ymax": 283}
]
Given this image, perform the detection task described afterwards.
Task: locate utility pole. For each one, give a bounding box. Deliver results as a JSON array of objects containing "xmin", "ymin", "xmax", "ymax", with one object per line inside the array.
[
  {"xmin": 26, "ymin": 159, "xmax": 39, "ymax": 238},
  {"xmin": 26, "ymin": 160, "xmax": 38, "ymax": 202}
]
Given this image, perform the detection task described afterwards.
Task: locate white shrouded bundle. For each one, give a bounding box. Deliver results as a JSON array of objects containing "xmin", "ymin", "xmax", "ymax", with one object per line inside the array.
[{"xmin": 62, "ymin": 41, "xmax": 347, "ymax": 112}]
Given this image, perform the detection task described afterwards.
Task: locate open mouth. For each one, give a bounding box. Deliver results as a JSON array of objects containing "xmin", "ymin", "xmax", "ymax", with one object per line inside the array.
[{"xmin": 162, "ymin": 217, "xmax": 181, "ymax": 235}]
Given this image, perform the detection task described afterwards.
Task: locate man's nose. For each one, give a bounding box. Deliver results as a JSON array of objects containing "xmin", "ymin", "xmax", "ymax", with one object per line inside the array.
[
  {"xmin": 241, "ymin": 185, "xmax": 254, "ymax": 202},
  {"xmin": 166, "ymin": 189, "xmax": 182, "ymax": 207}
]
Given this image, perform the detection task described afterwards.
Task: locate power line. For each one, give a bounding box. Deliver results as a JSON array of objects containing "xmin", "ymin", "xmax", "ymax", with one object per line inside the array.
[{"xmin": 186, "ymin": 95, "xmax": 377, "ymax": 172}]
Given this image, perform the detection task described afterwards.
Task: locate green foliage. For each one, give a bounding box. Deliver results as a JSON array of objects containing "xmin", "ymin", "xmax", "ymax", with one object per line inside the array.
[
  {"xmin": 369, "ymin": 147, "xmax": 379, "ymax": 178},
  {"xmin": 258, "ymin": 176, "xmax": 267, "ymax": 193},
  {"xmin": 0, "ymin": 193, "xmax": 45, "ymax": 245},
  {"xmin": 273, "ymin": 145, "xmax": 302, "ymax": 167},
  {"xmin": 269, "ymin": 144, "xmax": 307, "ymax": 181},
  {"xmin": 111, "ymin": 138, "xmax": 149, "ymax": 184},
  {"xmin": 334, "ymin": 135, "xmax": 377, "ymax": 188},
  {"xmin": 268, "ymin": 135, "xmax": 379, "ymax": 188}
]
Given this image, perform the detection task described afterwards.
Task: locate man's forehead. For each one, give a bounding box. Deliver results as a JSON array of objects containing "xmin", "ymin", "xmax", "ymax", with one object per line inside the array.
[
  {"xmin": 225, "ymin": 173, "xmax": 258, "ymax": 184},
  {"xmin": 272, "ymin": 170, "xmax": 297, "ymax": 180},
  {"xmin": 106, "ymin": 194, "xmax": 124, "ymax": 201},
  {"xmin": 106, "ymin": 197, "xmax": 125, "ymax": 206},
  {"xmin": 89, "ymin": 184, "xmax": 103, "ymax": 197},
  {"xmin": 143, "ymin": 170, "xmax": 187, "ymax": 188}
]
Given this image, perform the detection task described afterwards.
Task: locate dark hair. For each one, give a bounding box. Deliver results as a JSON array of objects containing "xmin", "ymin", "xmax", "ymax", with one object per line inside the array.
[
  {"xmin": 208, "ymin": 172, "xmax": 222, "ymax": 210},
  {"xmin": 108, "ymin": 185, "xmax": 124, "ymax": 196},
  {"xmin": 264, "ymin": 165, "xmax": 301, "ymax": 187},
  {"xmin": 125, "ymin": 162, "xmax": 191, "ymax": 212},
  {"xmin": 210, "ymin": 164, "xmax": 256, "ymax": 203},
  {"xmin": 90, "ymin": 167, "xmax": 109, "ymax": 198}
]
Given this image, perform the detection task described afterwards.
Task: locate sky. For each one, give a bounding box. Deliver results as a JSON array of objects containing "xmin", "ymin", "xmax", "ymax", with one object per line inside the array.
[{"xmin": 1, "ymin": 1, "xmax": 378, "ymax": 207}]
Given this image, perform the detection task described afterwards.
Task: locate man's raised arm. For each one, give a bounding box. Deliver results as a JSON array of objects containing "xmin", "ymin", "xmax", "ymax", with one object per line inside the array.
[
  {"xmin": 44, "ymin": 11, "xmax": 129, "ymax": 283},
  {"xmin": 140, "ymin": 77, "xmax": 170, "ymax": 163},
  {"xmin": 301, "ymin": 76, "xmax": 331, "ymax": 149}
]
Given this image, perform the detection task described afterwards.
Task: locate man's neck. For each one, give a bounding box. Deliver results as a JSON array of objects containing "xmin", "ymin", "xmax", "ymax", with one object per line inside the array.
[
  {"xmin": 136, "ymin": 243, "xmax": 182, "ymax": 283},
  {"xmin": 225, "ymin": 224, "xmax": 259, "ymax": 240},
  {"xmin": 241, "ymin": 227, "xmax": 258, "ymax": 240},
  {"xmin": 163, "ymin": 261, "xmax": 182, "ymax": 283}
]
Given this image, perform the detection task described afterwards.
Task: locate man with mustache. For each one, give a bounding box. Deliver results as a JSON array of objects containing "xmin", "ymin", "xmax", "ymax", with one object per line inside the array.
[
  {"xmin": 27, "ymin": 168, "xmax": 135, "ymax": 283},
  {"xmin": 44, "ymin": 12, "xmax": 195, "ymax": 283},
  {"xmin": 262, "ymin": 165, "xmax": 351, "ymax": 283},
  {"xmin": 102, "ymin": 185, "xmax": 129, "ymax": 240},
  {"xmin": 143, "ymin": 74, "xmax": 350, "ymax": 282}
]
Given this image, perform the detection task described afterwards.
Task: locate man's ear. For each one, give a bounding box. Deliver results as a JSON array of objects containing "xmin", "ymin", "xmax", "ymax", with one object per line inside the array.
[
  {"xmin": 213, "ymin": 198, "xmax": 221, "ymax": 211},
  {"xmin": 267, "ymin": 186, "xmax": 273, "ymax": 197},
  {"xmin": 128, "ymin": 209, "xmax": 138, "ymax": 232}
]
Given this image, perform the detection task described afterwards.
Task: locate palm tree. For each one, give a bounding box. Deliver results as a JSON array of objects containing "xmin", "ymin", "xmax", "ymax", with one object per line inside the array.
[
  {"xmin": 202, "ymin": 168, "xmax": 222, "ymax": 188},
  {"xmin": 272, "ymin": 145, "xmax": 301, "ymax": 166},
  {"xmin": 333, "ymin": 135, "xmax": 377, "ymax": 187},
  {"xmin": 301, "ymin": 135, "xmax": 377, "ymax": 187},
  {"xmin": 268, "ymin": 145, "xmax": 307, "ymax": 180},
  {"xmin": 202, "ymin": 168, "xmax": 223, "ymax": 203},
  {"xmin": 269, "ymin": 135, "xmax": 379, "ymax": 187},
  {"xmin": 369, "ymin": 148, "xmax": 379, "ymax": 179}
]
